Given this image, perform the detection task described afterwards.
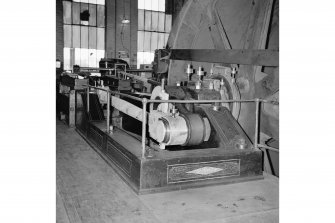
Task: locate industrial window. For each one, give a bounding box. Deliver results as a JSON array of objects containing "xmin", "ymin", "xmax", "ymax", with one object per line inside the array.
[
  {"xmin": 137, "ymin": 0, "xmax": 172, "ymax": 68},
  {"xmin": 62, "ymin": 0, "xmax": 105, "ymax": 71}
]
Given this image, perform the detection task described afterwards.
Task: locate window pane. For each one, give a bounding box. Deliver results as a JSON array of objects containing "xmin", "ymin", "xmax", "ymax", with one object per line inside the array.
[
  {"xmin": 89, "ymin": 0, "xmax": 96, "ymax": 4},
  {"xmin": 164, "ymin": 33, "xmax": 169, "ymax": 46},
  {"xmin": 96, "ymin": 0, "xmax": 105, "ymax": 5},
  {"xmin": 143, "ymin": 52, "xmax": 154, "ymax": 64},
  {"xmin": 80, "ymin": 0, "xmax": 89, "ymax": 3},
  {"xmin": 157, "ymin": 33, "xmax": 165, "ymax": 49},
  {"xmin": 152, "ymin": 0, "xmax": 159, "ymax": 11},
  {"xmin": 151, "ymin": 11, "xmax": 158, "ymax": 31},
  {"xmin": 96, "ymin": 50, "xmax": 105, "ymax": 67},
  {"xmin": 74, "ymin": 48, "xmax": 81, "ymax": 66},
  {"xmin": 138, "ymin": 0, "xmax": 145, "ymax": 10},
  {"xmin": 81, "ymin": 26, "xmax": 89, "ymax": 48},
  {"xmin": 165, "ymin": 14, "xmax": 172, "ymax": 33},
  {"xmin": 63, "ymin": 47, "xmax": 72, "ymax": 70},
  {"xmin": 137, "ymin": 52, "xmax": 144, "ymax": 68},
  {"xmin": 137, "ymin": 31, "xmax": 144, "ymax": 52},
  {"xmin": 150, "ymin": 32, "xmax": 158, "ymax": 52},
  {"xmin": 80, "ymin": 3, "xmax": 89, "ymax": 26},
  {"xmin": 72, "ymin": 2, "xmax": 80, "ymax": 25},
  {"xmin": 89, "ymin": 49, "xmax": 97, "ymax": 67},
  {"xmin": 89, "ymin": 27, "xmax": 97, "ymax": 49},
  {"xmin": 158, "ymin": 0, "xmax": 165, "ymax": 12},
  {"xmin": 63, "ymin": 1, "xmax": 72, "ymax": 24},
  {"xmin": 97, "ymin": 28, "xmax": 105, "ymax": 50},
  {"xmin": 81, "ymin": 48, "xmax": 89, "ymax": 67},
  {"xmin": 158, "ymin": 12, "xmax": 165, "ymax": 32},
  {"xmin": 64, "ymin": 25, "xmax": 72, "ymax": 48},
  {"xmin": 138, "ymin": 9, "xmax": 144, "ymax": 30},
  {"xmin": 143, "ymin": 31, "xmax": 151, "ymax": 51},
  {"xmin": 97, "ymin": 5, "xmax": 105, "ymax": 27},
  {"xmin": 144, "ymin": 10, "xmax": 152, "ymax": 31},
  {"xmin": 144, "ymin": 0, "xmax": 152, "ymax": 10},
  {"xmin": 89, "ymin": 4, "xmax": 97, "ymax": 26},
  {"xmin": 72, "ymin": 25, "xmax": 81, "ymax": 48}
]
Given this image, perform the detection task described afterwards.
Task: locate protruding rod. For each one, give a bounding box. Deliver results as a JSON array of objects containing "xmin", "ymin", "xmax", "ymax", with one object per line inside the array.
[
  {"xmin": 86, "ymin": 86, "xmax": 90, "ymax": 113},
  {"xmin": 254, "ymin": 99, "xmax": 260, "ymax": 150},
  {"xmin": 161, "ymin": 78, "xmax": 166, "ymax": 92},
  {"xmin": 106, "ymin": 92, "xmax": 110, "ymax": 134},
  {"xmin": 141, "ymin": 98, "xmax": 148, "ymax": 159}
]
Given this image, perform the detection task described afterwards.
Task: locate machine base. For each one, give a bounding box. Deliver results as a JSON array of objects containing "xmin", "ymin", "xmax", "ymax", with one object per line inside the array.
[{"xmin": 76, "ymin": 121, "xmax": 263, "ymax": 195}]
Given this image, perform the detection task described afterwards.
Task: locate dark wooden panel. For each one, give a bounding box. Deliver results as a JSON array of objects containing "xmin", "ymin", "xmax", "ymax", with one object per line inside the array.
[
  {"xmin": 167, "ymin": 159, "xmax": 240, "ymax": 184},
  {"xmin": 106, "ymin": 140, "xmax": 132, "ymax": 176}
]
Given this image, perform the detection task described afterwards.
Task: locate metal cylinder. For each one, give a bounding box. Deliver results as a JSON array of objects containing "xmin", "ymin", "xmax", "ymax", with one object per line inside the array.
[
  {"xmin": 182, "ymin": 113, "xmax": 207, "ymax": 146},
  {"xmin": 142, "ymin": 98, "xmax": 147, "ymax": 158},
  {"xmin": 106, "ymin": 92, "xmax": 110, "ymax": 133},
  {"xmin": 155, "ymin": 116, "xmax": 189, "ymax": 145},
  {"xmin": 86, "ymin": 87, "xmax": 90, "ymax": 113}
]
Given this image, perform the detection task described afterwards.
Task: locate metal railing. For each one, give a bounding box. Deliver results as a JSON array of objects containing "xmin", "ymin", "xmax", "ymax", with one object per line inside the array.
[{"xmin": 85, "ymin": 85, "xmax": 279, "ymax": 159}]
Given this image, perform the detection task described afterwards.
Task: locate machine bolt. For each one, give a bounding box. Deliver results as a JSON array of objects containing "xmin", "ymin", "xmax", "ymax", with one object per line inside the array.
[
  {"xmin": 185, "ymin": 64, "xmax": 194, "ymax": 81},
  {"xmin": 161, "ymin": 78, "xmax": 166, "ymax": 92},
  {"xmin": 197, "ymin": 66, "xmax": 204, "ymax": 80},
  {"xmin": 195, "ymin": 81, "xmax": 201, "ymax": 90}
]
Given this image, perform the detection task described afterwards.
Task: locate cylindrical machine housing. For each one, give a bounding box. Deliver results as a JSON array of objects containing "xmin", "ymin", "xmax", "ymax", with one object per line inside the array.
[
  {"xmin": 152, "ymin": 113, "xmax": 211, "ymax": 147},
  {"xmin": 155, "ymin": 116, "xmax": 189, "ymax": 145}
]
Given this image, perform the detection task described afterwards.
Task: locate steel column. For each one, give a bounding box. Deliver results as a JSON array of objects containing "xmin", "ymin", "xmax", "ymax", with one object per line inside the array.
[
  {"xmin": 254, "ymin": 99, "xmax": 260, "ymax": 150},
  {"xmin": 86, "ymin": 86, "xmax": 90, "ymax": 113},
  {"xmin": 141, "ymin": 98, "xmax": 147, "ymax": 159},
  {"xmin": 107, "ymin": 91, "xmax": 110, "ymax": 133}
]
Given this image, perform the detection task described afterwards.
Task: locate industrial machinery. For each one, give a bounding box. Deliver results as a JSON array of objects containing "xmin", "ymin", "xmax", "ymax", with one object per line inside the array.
[{"xmin": 73, "ymin": 0, "xmax": 279, "ymax": 194}]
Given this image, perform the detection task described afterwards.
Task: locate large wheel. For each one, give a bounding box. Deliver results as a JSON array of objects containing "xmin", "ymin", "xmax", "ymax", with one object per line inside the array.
[{"xmin": 166, "ymin": 0, "xmax": 279, "ymax": 143}]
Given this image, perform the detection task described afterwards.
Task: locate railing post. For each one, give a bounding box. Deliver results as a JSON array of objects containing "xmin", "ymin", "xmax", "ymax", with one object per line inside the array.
[
  {"xmin": 254, "ymin": 98, "xmax": 260, "ymax": 149},
  {"xmin": 86, "ymin": 86, "xmax": 90, "ymax": 113},
  {"xmin": 106, "ymin": 91, "xmax": 110, "ymax": 133},
  {"xmin": 141, "ymin": 98, "xmax": 148, "ymax": 159}
]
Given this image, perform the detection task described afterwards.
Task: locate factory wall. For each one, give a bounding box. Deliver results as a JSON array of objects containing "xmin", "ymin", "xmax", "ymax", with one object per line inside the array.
[
  {"xmin": 56, "ymin": 0, "xmax": 138, "ymax": 68},
  {"xmin": 106, "ymin": 0, "xmax": 138, "ymax": 67},
  {"xmin": 56, "ymin": 0, "xmax": 64, "ymax": 64}
]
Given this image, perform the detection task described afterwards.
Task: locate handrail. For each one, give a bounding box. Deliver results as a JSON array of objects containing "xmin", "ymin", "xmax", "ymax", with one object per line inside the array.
[{"xmin": 84, "ymin": 85, "xmax": 279, "ymax": 159}]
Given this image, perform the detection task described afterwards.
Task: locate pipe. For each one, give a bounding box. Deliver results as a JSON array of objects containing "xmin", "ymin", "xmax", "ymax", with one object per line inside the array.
[
  {"xmin": 86, "ymin": 86, "xmax": 90, "ymax": 113},
  {"xmin": 85, "ymin": 85, "xmax": 143, "ymax": 102},
  {"xmin": 85, "ymin": 85, "xmax": 278, "ymax": 105},
  {"xmin": 141, "ymin": 98, "xmax": 148, "ymax": 159},
  {"xmin": 107, "ymin": 92, "xmax": 110, "ymax": 134},
  {"xmin": 148, "ymin": 99, "xmax": 261, "ymax": 104},
  {"xmin": 254, "ymin": 99, "xmax": 260, "ymax": 150},
  {"xmin": 148, "ymin": 99, "xmax": 278, "ymax": 104}
]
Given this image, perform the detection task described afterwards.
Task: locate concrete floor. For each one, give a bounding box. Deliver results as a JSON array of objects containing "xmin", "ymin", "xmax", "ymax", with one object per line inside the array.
[{"xmin": 56, "ymin": 120, "xmax": 279, "ymax": 223}]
